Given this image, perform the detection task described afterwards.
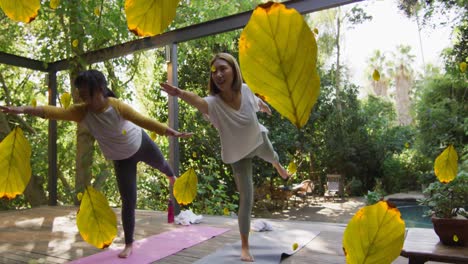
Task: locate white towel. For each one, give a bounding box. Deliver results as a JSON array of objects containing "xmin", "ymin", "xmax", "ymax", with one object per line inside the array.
[
  {"xmin": 251, "ymin": 219, "xmax": 273, "ymax": 232},
  {"xmin": 175, "ymin": 209, "xmax": 203, "ymax": 225}
]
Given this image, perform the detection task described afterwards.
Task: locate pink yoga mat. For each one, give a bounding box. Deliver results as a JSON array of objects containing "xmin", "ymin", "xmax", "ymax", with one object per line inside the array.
[{"xmin": 68, "ymin": 225, "xmax": 229, "ymax": 264}]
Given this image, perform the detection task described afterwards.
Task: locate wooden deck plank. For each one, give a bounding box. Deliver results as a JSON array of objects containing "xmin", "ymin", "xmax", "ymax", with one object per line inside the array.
[{"xmin": 0, "ymin": 206, "xmax": 447, "ymax": 264}]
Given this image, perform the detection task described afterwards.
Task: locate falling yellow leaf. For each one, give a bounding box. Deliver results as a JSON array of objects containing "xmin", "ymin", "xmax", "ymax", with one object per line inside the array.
[
  {"xmin": 94, "ymin": 7, "xmax": 101, "ymax": 16},
  {"xmin": 150, "ymin": 131, "xmax": 157, "ymax": 141},
  {"xmin": 343, "ymin": 201, "xmax": 405, "ymax": 264},
  {"xmin": 434, "ymin": 145, "xmax": 458, "ymax": 183},
  {"xmin": 60, "ymin": 92, "xmax": 71, "ymax": 109},
  {"xmin": 239, "ymin": 2, "xmax": 320, "ymax": 129},
  {"xmin": 210, "ymin": 65, "xmax": 216, "ymax": 72},
  {"xmin": 313, "ymin": 28, "xmax": 319, "ymax": 35},
  {"xmin": 460, "ymin": 62, "xmax": 467, "ymax": 73},
  {"xmin": 50, "ymin": 0, "xmax": 60, "ymax": 9},
  {"xmin": 0, "ymin": 127, "xmax": 32, "ymax": 199},
  {"xmin": 372, "ymin": 69, "xmax": 380, "ymax": 81},
  {"xmin": 173, "ymin": 168, "xmax": 198, "ymax": 205},
  {"xmin": 287, "ymin": 161, "xmax": 297, "ymax": 175},
  {"xmin": 125, "ymin": 0, "xmax": 181, "ymax": 37},
  {"xmin": 72, "ymin": 39, "xmax": 79, "ymax": 47},
  {"xmin": 122, "ymin": 129, "xmax": 127, "ymax": 135},
  {"xmin": 30, "ymin": 98, "xmax": 37, "ymax": 107},
  {"xmin": 223, "ymin": 207, "xmax": 229, "ymax": 216},
  {"xmin": 292, "ymin": 242, "xmax": 298, "ymax": 250},
  {"xmin": 404, "ymin": 142, "xmax": 410, "ymax": 148},
  {"xmin": 192, "ymin": 152, "xmax": 197, "ymax": 158},
  {"xmin": 453, "ymin": 234, "xmax": 459, "ymax": 242},
  {"xmin": 76, "ymin": 186, "xmax": 117, "ymax": 249},
  {"xmin": 0, "ymin": 0, "xmax": 40, "ymax": 23}
]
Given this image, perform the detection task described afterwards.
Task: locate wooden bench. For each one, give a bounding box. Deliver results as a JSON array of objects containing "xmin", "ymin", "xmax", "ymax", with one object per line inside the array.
[{"xmin": 400, "ymin": 228, "xmax": 468, "ymax": 264}]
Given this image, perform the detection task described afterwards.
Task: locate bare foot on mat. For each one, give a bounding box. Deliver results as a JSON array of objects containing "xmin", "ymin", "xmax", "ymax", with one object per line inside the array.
[
  {"xmin": 240, "ymin": 249, "xmax": 255, "ymax": 262},
  {"xmin": 118, "ymin": 244, "xmax": 132, "ymax": 258}
]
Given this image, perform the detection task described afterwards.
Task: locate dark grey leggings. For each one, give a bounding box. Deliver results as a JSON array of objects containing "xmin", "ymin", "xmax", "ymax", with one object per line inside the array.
[
  {"xmin": 231, "ymin": 132, "xmax": 279, "ymax": 235},
  {"xmin": 113, "ymin": 131, "xmax": 174, "ymax": 245}
]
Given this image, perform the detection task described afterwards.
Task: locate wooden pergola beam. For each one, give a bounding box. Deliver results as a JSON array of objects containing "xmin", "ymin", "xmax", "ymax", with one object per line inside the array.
[
  {"xmin": 48, "ymin": 0, "xmax": 362, "ymax": 71},
  {"xmin": 0, "ymin": 51, "xmax": 47, "ymax": 72}
]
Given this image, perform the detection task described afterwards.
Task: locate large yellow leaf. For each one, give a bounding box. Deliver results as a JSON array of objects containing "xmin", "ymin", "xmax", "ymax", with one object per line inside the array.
[
  {"xmin": 173, "ymin": 168, "xmax": 198, "ymax": 205},
  {"xmin": 343, "ymin": 201, "xmax": 405, "ymax": 264},
  {"xmin": 0, "ymin": 127, "xmax": 31, "ymax": 199},
  {"xmin": 0, "ymin": 0, "xmax": 40, "ymax": 23},
  {"xmin": 76, "ymin": 186, "xmax": 117, "ymax": 249},
  {"xmin": 124, "ymin": 0, "xmax": 180, "ymax": 37},
  {"xmin": 434, "ymin": 145, "xmax": 458, "ymax": 183},
  {"xmin": 239, "ymin": 2, "xmax": 320, "ymax": 129}
]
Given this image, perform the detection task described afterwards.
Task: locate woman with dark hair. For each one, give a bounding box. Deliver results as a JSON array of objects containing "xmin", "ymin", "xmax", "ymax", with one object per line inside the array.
[
  {"xmin": 1, "ymin": 69, "xmax": 192, "ymax": 258},
  {"xmin": 161, "ymin": 53, "xmax": 289, "ymax": 262}
]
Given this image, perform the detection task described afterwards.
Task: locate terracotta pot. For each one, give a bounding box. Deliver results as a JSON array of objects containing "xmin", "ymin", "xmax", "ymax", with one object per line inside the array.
[{"xmin": 431, "ymin": 217, "xmax": 468, "ymax": 246}]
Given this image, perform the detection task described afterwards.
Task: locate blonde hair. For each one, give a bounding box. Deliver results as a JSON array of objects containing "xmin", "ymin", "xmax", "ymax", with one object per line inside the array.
[{"xmin": 208, "ymin": 53, "xmax": 243, "ymax": 95}]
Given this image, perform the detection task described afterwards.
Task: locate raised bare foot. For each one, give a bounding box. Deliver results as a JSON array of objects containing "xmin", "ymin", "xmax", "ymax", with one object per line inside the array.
[
  {"xmin": 118, "ymin": 244, "xmax": 132, "ymax": 258},
  {"xmin": 277, "ymin": 165, "xmax": 290, "ymax": 180},
  {"xmin": 240, "ymin": 248, "xmax": 255, "ymax": 262}
]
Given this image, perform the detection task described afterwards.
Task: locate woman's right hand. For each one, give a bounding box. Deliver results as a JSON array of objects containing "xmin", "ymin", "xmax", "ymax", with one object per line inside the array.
[
  {"xmin": 160, "ymin": 83, "xmax": 181, "ymax": 97},
  {"xmin": 0, "ymin": 105, "xmax": 24, "ymax": 115}
]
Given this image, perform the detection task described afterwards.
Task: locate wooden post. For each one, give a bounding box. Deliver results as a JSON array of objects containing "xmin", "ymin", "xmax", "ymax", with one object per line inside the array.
[
  {"xmin": 47, "ymin": 71, "xmax": 58, "ymax": 206},
  {"xmin": 166, "ymin": 44, "xmax": 180, "ymax": 215}
]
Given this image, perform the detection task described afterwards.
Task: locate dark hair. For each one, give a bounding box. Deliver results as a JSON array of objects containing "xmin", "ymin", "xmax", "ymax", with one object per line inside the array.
[
  {"xmin": 74, "ymin": 69, "xmax": 116, "ymax": 98},
  {"xmin": 208, "ymin": 53, "xmax": 243, "ymax": 95}
]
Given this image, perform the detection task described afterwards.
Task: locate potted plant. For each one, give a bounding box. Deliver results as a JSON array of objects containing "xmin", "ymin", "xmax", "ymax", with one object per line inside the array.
[{"xmin": 419, "ymin": 149, "xmax": 468, "ymax": 246}]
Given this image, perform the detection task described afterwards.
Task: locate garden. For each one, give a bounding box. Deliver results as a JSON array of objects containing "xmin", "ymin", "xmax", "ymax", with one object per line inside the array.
[{"xmin": 0, "ymin": 0, "xmax": 466, "ymax": 263}]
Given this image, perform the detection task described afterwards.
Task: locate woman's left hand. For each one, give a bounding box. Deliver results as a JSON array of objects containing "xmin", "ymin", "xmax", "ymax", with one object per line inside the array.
[
  {"xmin": 166, "ymin": 128, "xmax": 194, "ymax": 138},
  {"xmin": 258, "ymin": 100, "xmax": 272, "ymax": 116}
]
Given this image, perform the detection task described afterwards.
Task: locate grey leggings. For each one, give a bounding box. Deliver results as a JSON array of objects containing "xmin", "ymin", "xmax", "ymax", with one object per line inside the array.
[
  {"xmin": 230, "ymin": 132, "xmax": 279, "ymax": 235},
  {"xmin": 113, "ymin": 131, "xmax": 174, "ymax": 244}
]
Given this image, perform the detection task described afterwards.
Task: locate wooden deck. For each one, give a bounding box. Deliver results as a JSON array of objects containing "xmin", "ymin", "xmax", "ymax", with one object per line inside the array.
[{"xmin": 0, "ymin": 206, "xmax": 449, "ymax": 264}]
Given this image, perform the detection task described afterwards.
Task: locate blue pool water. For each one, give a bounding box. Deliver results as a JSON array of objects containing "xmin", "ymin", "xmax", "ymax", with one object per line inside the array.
[
  {"xmin": 397, "ymin": 205, "xmax": 433, "ymax": 228},
  {"xmin": 388, "ymin": 199, "xmax": 433, "ymax": 228}
]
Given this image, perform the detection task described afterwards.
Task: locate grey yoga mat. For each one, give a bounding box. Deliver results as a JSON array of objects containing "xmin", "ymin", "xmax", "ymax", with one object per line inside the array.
[{"xmin": 194, "ymin": 229, "xmax": 319, "ymax": 264}]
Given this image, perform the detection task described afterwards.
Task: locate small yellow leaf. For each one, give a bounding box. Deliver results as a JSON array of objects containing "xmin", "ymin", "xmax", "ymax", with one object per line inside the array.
[
  {"xmin": 94, "ymin": 7, "xmax": 100, "ymax": 16},
  {"xmin": 173, "ymin": 168, "xmax": 198, "ymax": 205},
  {"xmin": 459, "ymin": 62, "xmax": 467, "ymax": 73},
  {"xmin": 0, "ymin": 127, "xmax": 32, "ymax": 199},
  {"xmin": 125, "ymin": 0, "xmax": 181, "ymax": 37},
  {"xmin": 72, "ymin": 39, "xmax": 79, "ymax": 47},
  {"xmin": 211, "ymin": 65, "xmax": 216, "ymax": 72},
  {"xmin": 77, "ymin": 192, "xmax": 83, "ymax": 201},
  {"xmin": 287, "ymin": 161, "xmax": 297, "ymax": 175},
  {"xmin": 0, "ymin": 0, "xmax": 40, "ymax": 23},
  {"xmin": 150, "ymin": 131, "xmax": 157, "ymax": 141},
  {"xmin": 76, "ymin": 186, "xmax": 117, "ymax": 249},
  {"xmin": 30, "ymin": 98, "xmax": 37, "ymax": 107},
  {"xmin": 223, "ymin": 207, "xmax": 229, "ymax": 216},
  {"xmin": 453, "ymin": 234, "xmax": 459, "ymax": 242},
  {"xmin": 434, "ymin": 145, "xmax": 458, "ymax": 183},
  {"xmin": 372, "ymin": 69, "xmax": 380, "ymax": 81},
  {"xmin": 122, "ymin": 129, "xmax": 127, "ymax": 135},
  {"xmin": 50, "ymin": 0, "xmax": 60, "ymax": 9},
  {"xmin": 404, "ymin": 142, "xmax": 410, "ymax": 148},
  {"xmin": 313, "ymin": 28, "xmax": 319, "ymax": 35},
  {"xmin": 192, "ymin": 152, "xmax": 197, "ymax": 158},
  {"xmin": 60, "ymin": 92, "xmax": 71, "ymax": 109},
  {"xmin": 292, "ymin": 242, "xmax": 298, "ymax": 250}
]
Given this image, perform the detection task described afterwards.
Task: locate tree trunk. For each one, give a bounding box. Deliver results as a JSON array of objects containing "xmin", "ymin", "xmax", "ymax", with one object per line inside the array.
[
  {"xmin": 395, "ymin": 65, "xmax": 412, "ymax": 125},
  {"xmin": 69, "ymin": 0, "xmax": 94, "ymax": 204}
]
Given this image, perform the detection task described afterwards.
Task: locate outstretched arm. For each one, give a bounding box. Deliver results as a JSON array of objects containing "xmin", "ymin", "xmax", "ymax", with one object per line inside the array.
[
  {"xmin": 160, "ymin": 83, "xmax": 209, "ymax": 115},
  {"xmin": 0, "ymin": 105, "xmax": 45, "ymax": 117}
]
